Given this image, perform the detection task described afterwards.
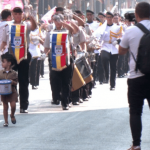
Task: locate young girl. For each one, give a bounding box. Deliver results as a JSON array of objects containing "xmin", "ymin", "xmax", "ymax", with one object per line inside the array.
[{"xmin": 0, "ymin": 53, "xmax": 18, "ymax": 127}]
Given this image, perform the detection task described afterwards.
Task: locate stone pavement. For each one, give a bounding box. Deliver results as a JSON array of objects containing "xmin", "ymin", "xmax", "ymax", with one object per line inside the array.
[{"xmin": 0, "ymin": 59, "xmax": 150, "ymax": 150}]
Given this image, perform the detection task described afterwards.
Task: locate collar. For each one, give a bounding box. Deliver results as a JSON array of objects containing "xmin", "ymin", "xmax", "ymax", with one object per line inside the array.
[
  {"xmin": 107, "ymin": 24, "xmax": 113, "ymax": 26},
  {"xmin": 3, "ymin": 69, "xmax": 12, "ymax": 73},
  {"xmin": 87, "ymin": 21, "xmax": 93, "ymax": 24}
]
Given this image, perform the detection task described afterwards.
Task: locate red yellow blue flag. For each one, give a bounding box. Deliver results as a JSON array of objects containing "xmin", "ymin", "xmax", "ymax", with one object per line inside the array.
[
  {"xmin": 51, "ymin": 32, "xmax": 70, "ymax": 71},
  {"xmin": 10, "ymin": 24, "xmax": 27, "ymax": 64}
]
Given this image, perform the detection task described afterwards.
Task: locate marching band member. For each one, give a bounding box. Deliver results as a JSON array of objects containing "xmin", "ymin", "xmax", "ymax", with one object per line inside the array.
[
  {"xmin": 0, "ymin": 9, "xmax": 12, "ymax": 105},
  {"xmin": 113, "ymin": 13, "xmax": 125, "ymax": 78},
  {"xmin": 29, "ymin": 26, "xmax": 44, "ymax": 89},
  {"xmin": 86, "ymin": 10, "xmax": 100, "ymax": 87},
  {"xmin": 44, "ymin": 14, "xmax": 74, "ymax": 110},
  {"xmin": 1, "ymin": 7, "xmax": 37, "ymax": 113},
  {"xmin": 100, "ymin": 12, "xmax": 123, "ymax": 91},
  {"xmin": 74, "ymin": 10, "xmax": 93, "ymax": 100},
  {"xmin": 97, "ymin": 12, "xmax": 106, "ymax": 85},
  {"xmin": 70, "ymin": 20, "xmax": 87, "ymax": 105}
]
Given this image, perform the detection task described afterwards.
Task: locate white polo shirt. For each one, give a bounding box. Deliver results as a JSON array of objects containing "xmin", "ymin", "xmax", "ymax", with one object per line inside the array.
[{"xmin": 120, "ymin": 20, "xmax": 150, "ymax": 79}]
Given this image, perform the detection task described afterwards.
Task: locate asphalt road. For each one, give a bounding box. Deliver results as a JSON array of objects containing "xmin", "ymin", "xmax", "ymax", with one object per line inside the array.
[{"xmin": 0, "ymin": 60, "xmax": 150, "ymax": 150}]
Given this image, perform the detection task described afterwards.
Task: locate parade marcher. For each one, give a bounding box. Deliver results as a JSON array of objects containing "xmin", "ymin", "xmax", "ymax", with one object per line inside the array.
[
  {"xmin": 74, "ymin": 10, "xmax": 93, "ymax": 100},
  {"xmin": 119, "ymin": 2, "xmax": 150, "ymax": 150},
  {"xmin": 29, "ymin": 26, "xmax": 44, "ymax": 89},
  {"xmin": 70, "ymin": 19, "xmax": 87, "ymax": 104},
  {"xmin": 97, "ymin": 12, "xmax": 106, "ymax": 84},
  {"xmin": 113, "ymin": 13, "xmax": 125, "ymax": 78},
  {"xmin": 0, "ymin": 53, "xmax": 18, "ymax": 127},
  {"xmin": 1, "ymin": 7, "xmax": 37, "ymax": 113},
  {"xmin": 0, "ymin": 9, "xmax": 12, "ymax": 105},
  {"xmin": 44, "ymin": 14, "xmax": 74, "ymax": 110},
  {"xmin": 86, "ymin": 10, "xmax": 100, "ymax": 87},
  {"xmin": 100, "ymin": 12, "xmax": 122, "ymax": 90}
]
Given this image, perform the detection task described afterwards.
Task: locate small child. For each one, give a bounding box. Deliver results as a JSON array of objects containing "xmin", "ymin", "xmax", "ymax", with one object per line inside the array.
[{"xmin": 0, "ymin": 53, "xmax": 18, "ymax": 127}]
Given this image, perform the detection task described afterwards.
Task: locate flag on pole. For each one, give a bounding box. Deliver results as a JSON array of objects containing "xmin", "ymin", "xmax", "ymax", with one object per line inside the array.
[
  {"xmin": 41, "ymin": 6, "xmax": 56, "ymax": 24},
  {"xmin": 2, "ymin": 0, "xmax": 24, "ymax": 10}
]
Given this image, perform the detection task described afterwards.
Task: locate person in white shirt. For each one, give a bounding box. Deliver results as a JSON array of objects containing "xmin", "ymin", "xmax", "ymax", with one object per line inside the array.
[
  {"xmin": 29, "ymin": 27, "xmax": 44, "ymax": 90},
  {"xmin": 86, "ymin": 10, "xmax": 100, "ymax": 87},
  {"xmin": 119, "ymin": 2, "xmax": 150, "ymax": 150},
  {"xmin": 0, "ymin": 9, "xmax": 12, "ymax": 105},
  {"xmin": 100, "ymin": 12, "xmax": 122, "ymax": 90},
  {"xmin": 113, "ymin": 13, "xmax": 125, "ymax": 78}
]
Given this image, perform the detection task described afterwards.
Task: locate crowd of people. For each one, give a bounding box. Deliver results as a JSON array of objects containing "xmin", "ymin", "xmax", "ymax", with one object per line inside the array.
[{"xmin": 0, "ymin": 1, "xmax": 150, "ymax": 150}]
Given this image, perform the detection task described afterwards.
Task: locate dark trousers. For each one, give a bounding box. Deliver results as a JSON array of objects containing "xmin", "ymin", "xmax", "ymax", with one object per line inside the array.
[
  {"xmin": 98, "ymin": 55, "xmax": 105, "ymax": 83},
  {"xmin": 50, "ymin": 60, "xmax": 73, "ymax": 107},
  {"xmin": 124, "ymin": 52, "xmax": 129, "ymax": 74},
  {"xmin": 128, "ymin": 76, "xmax": 150, "ymax": 146},
  {"xmin": 80, "ymin": 85, "xmax": 88, "ymax": 100},
  {"xmin": 91, "ymin": 53, "xmax": 99, "ymax": 84},
  {"xmin": 17, "ymin": 52, "xmax": 31, "ymax": 110},
  {"xmin": 101, "ymin": 50, "xmax": 118, "ymax": 88},
  {"xmin": 71, "ymin": 89, "xmax": 80, "ymax": 103},
  {"xmin": 117, "ymin": 55, "xmax": 125, "ymax": 76},
  {"xmin": 40, "ymin": 59, "xmax": 44, "ymax": 76},
  {"xmin": 29, "ymin": 58, "xmax": 40, "ymax": 86}
]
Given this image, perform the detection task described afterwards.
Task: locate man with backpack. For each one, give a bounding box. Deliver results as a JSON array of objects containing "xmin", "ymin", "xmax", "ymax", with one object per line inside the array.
[{"xmin": 119, "ymin": 2, "xmax": 150, "ymax": 150}]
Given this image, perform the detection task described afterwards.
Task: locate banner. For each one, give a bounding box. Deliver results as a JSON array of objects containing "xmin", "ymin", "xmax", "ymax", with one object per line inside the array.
[
  {"xmin": 41, "ymin": 6, "xmax": 56, "ymax": 24},
  {"xmin": 2, "ymin": 0, "xmax": 24, "ymax": 10}
]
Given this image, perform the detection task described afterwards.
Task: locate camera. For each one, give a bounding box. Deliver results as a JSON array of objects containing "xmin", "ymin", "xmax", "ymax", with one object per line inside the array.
[{"xmin": 124, "ymin": 13, "xmax": 135, "ymax": 22}]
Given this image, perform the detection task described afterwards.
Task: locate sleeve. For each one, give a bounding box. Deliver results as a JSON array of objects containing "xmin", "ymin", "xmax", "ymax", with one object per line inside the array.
[
  {"xmin": 2, "ymin": 26, "xmax": 8, "ymax": 43},
  {"xmin": 119, "ymin": 28, "xmax": 130, "ymax": 49},
  {"xmin": 79, "ymin": 29, "xmax": 86, "ymax": 44},
  {"xmin": 11, "ymin": 72, "xmax": 18, "ymax": 86},
  {"xmin": 43, "ymin": 32, "xmax": 50, "ymax": 48}
]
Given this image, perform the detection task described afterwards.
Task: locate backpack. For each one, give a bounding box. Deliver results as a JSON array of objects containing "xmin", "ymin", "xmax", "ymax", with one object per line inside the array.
[{"xmin": 131, "ymin": 23, "xmax": 150, "ymax": 76}]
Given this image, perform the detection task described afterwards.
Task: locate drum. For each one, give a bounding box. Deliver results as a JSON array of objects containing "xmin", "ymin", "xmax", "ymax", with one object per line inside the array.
[
  {"xmin": 71, "ymin": 65, "xmax": 85, "ymax": 92},
  {"xmin": 88, "ymin": 52, "xmax": 96, "ymax": 62},
  {"xmin": 75, "ymin": 56, "xmax": 92, "ymax": 79},
  {"xmin": 0, "ymin": 80, "xmax": 12, "ymax": 95},
  {"xmin": 84, "ymin": 75, "xmax": 93, "ymax": 84}
]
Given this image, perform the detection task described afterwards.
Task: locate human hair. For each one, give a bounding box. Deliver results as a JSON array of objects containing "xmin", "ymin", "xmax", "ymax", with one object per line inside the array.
[
  {"xmin": 114, "ymin": 13, "xmax": 120, "ymax": 17},
  {"xmin": 1, "ymin": 9, "xmax": 11, "ymax": 20},
  {"xmin": 12, "ymin": 7, "xmax": 23, "ymax": 13},
  {"xmin": 135, "ymin": 2, "xmax": 150, "ymax": 19},
  {"xmin": 1, "ymin": 53, "xmax": 16, "ymax": 66},
  {"xmin": 56, "ymin": 7, "xmax": 64, "ymax": 12},
  {"xmin": 53, "ymin": 14, "xmax": 64, "ymax": 22}
]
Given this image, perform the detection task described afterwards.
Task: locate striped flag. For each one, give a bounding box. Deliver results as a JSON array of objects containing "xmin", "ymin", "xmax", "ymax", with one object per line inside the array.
[
  {"xmin": 51, "ymin": 32, "xmax": 70, "ymax": 71},
  {"xmin": 10, "ymin": 25, "xmax": 27, "ymax": 64}
]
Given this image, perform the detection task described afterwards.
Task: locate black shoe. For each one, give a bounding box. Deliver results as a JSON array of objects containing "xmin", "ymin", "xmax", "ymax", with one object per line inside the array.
[
  {"xmin": 41, "ymin": 75, "xmax": 44, "ymax": 78},
  {"xmin": 32, "ymin": 85, "xmax": 38, "ymax": 90},
  {"xmin": 100, "ymin": 82, "xmax": 103, "ymax": 85},
  {"xmin": 20, "ymin": 109, "xmax": 28, "ymax": 113},
  {"xmin": 51, "ymin": 100, "xmax": 60, "ymax": 105},
  {"xmin": 110, "ymin": 87, "xmax": 115, "ymax": 91},
  {"xmin": 79, "ymin": 99, "xmax": 83, "ymax": 103},
  {"xmin": 62, "ymin": 106, "xmax": 69, "ymax": 110},
  {"xmin": 72, "ymin": 102, "xmax": 80, "ymax": 105}
]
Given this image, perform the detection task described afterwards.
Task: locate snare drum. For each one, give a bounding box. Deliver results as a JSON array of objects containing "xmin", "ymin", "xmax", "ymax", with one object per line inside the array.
[
  {"xmin": 75, "ymin": 56, "xmax": 92, "ymax": 79},
  {"xmin": 0, "ymin": 80, "xmax": 12, "ymax": 95},
  {"xmin": 71, "ymin": 65, "xmax": 85, "ymax": 92}
]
